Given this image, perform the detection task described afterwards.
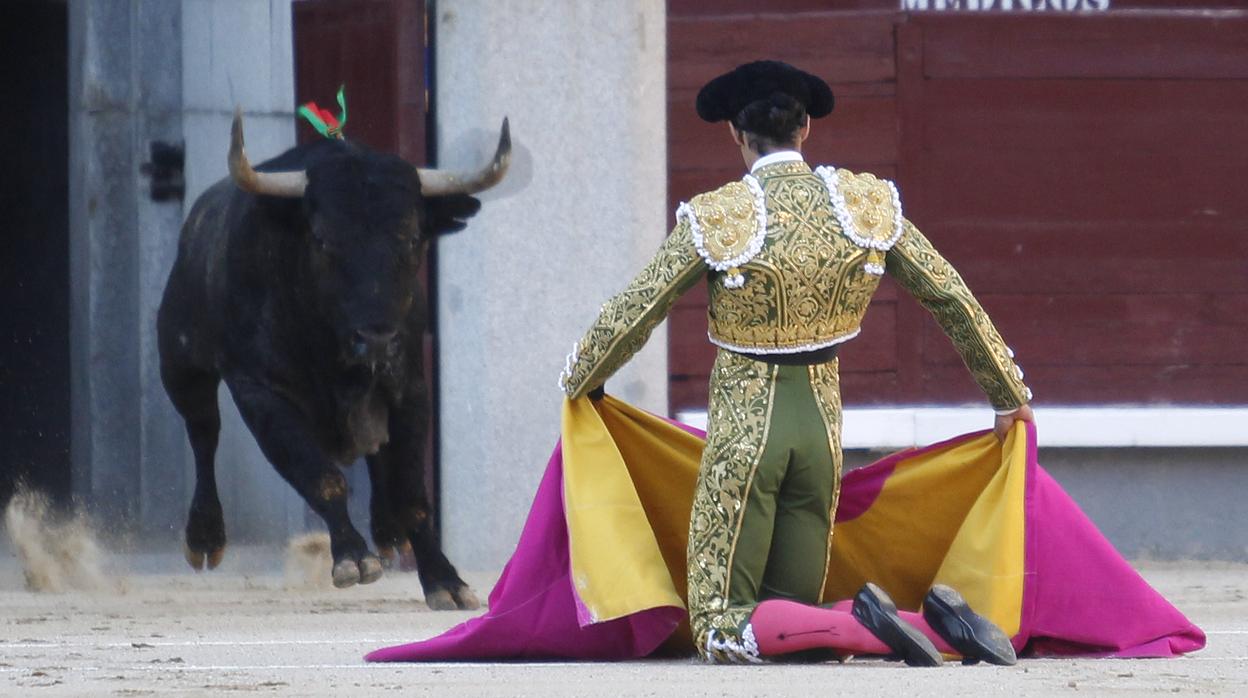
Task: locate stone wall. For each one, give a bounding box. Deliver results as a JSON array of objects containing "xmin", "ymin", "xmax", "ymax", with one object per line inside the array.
[
  {"xmin": 69, "ymin": 0, "xmax": 303, "ymax": 545},
  {"xmin": 434, "ymin": 0, "xmax": 669, "ymax": 569}
]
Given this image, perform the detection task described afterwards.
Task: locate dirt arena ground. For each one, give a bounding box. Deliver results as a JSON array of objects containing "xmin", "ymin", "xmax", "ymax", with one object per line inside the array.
[{"xmin": 1, "ymin": 545, "xmax": 1244, "ymax": 697}]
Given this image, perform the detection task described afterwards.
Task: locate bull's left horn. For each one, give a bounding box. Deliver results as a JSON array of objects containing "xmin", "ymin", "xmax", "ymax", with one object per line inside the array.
[
  {"xmin": 228, "ymin": 108, "xmax": 308, "ymax": 198},
  {"xmin": 416, "ymin": 117, "xmax": 511, "ymax": 197}
]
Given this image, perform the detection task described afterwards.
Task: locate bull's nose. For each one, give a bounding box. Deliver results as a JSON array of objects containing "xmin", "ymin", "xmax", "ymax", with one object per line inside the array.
[{"xmin": 351, "ymin": 325, "xmax": 398, "ymax": 359}]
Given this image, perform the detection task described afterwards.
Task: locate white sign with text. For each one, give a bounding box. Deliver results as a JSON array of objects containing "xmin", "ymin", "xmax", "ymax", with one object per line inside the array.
[{"xmin": 904, "ymin": 0, "xmax": 1111, "ymax": 10}]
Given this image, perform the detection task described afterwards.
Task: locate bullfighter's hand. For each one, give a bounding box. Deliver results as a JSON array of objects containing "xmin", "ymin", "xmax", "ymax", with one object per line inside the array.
[
  {"xmin": 993, "ymin": 403, "xmax": 1034, "ymax": 442},
  {"xmin": 588, "ymin": 384, "xmax": 606, "ymax": 401}
]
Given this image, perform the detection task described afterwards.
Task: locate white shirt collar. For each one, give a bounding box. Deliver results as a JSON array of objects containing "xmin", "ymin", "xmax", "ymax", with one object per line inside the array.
[{"xmin": 750, "ymin": 150, "xmax": 805, "ymax": 173}]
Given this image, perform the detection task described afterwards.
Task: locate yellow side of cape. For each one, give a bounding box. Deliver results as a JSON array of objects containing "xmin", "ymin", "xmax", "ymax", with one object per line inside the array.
[
  {"xmin": 561, "ymin": 396, "xmax": 698, "ymax": 624},
  {"xmin": 821, "ymin": 427, "xmax": 1027, "ymax": 636}
]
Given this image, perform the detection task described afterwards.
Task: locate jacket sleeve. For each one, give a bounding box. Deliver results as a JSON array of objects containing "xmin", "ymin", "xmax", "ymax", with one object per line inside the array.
[
  {"xmin": 559, "ymin": 218, "xmax": 705, "ymax": 400},
  {"xmin": 885, "ymin": 219, "xmax": 1032, "ymax": 412}
]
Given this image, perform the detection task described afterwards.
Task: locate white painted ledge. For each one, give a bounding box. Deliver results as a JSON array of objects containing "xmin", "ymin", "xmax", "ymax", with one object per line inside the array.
[{"xmin": 672, "ymin": 407, "xmax": 1248, "ymax": 449}]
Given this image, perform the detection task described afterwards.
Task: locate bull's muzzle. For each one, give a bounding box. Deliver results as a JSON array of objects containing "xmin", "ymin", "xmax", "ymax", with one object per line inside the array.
[{"xmin": 349, "ymin": 325, "xmax": 399, "ymax": 365}]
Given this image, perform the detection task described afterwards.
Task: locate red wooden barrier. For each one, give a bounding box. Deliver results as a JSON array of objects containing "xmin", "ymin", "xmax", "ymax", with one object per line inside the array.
[{"xmin": 668, "ymin": 5, "xmax": 1248, "ymax": 411}]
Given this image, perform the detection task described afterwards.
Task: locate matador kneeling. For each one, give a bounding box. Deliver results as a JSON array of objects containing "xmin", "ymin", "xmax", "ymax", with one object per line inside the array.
[{"xmin": 559, "ymin": 60, "xmax": 1035, "ymax": 666}]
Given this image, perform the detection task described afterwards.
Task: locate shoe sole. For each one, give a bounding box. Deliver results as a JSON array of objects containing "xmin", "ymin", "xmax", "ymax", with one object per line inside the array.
[
  {"xmin": 853, "ymin": 583, "xmax": 943, "ymax": 667},
  {"xmin": 923, "ymin": 585, "xmax": 1018, "ymax": 666}
]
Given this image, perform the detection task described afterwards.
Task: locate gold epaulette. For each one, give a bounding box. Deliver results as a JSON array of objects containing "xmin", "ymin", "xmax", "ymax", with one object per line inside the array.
[
  {"xmin": 814, "ymin": 167, "xmax": 904, "ymax": 275},
  {"xmin": 677, "ymin": 178, "xmax": 767, "ymax": 289}
]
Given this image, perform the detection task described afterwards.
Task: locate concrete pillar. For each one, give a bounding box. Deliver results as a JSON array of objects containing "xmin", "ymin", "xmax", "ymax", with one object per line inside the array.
[
  {"xmin": 70, "ymin": 0, "xmax": 187, "ymax": 539},
  {"xmin": 434, "ymin": 1, "xmax": 668, "ymax": 570},
  {"xmin": 134, "ymin": 1, "xmax": 191, "ymax": 542},
  {"xmin": 69, "ymin": 0, "xmax": 302, "ymax": 545}
]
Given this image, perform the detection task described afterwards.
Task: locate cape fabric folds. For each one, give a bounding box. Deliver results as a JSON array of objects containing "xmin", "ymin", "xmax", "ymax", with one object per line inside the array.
[{"xmin": 366, "ymin": 396, "xmax": 1205, "ymax": 662}]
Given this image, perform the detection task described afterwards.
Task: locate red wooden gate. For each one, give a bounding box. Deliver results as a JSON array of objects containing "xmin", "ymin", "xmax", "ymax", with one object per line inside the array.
[{"xmin": 668, "ymin": 2, "xmax": 1248, "ymax": 412}]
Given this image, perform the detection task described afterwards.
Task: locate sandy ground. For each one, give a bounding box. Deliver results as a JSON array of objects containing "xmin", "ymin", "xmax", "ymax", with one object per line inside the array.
[{"xmin": 0, "ymin": 549, "xmax": 1244, "ymax": 697}]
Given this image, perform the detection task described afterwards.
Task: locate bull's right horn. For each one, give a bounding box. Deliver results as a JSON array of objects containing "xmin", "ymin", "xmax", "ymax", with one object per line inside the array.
[
  {"xmin": 416, "ymin": 118, "xmax": 511, "ymax": 197},
  {"xmin": 228, "ymin": 108, "xmax": 308, "ymax": 198}
]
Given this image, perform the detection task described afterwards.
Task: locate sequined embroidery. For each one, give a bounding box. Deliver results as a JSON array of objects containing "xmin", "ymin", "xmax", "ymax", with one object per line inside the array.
[
  {"xmin": 679, "ymin": 178, "xmax": 767, "ymax": 289},
  {"xmin": 705, "ymin": 625, "xmax": 763, "ymax": 664},
  {"xmin": 814, "ymin": 166, "xmax": 903, "ymax": 276},
  {"xmin": 807, "ymin": 359, "xmax": 844, "ymax": 601},
  {"xmin": 562, "ymin": 163, "xmax": 1029, "ymax": 412},
  {"xmin": 687, "ymin": 351, "xmax": 776, "ymax": 660},
  {"xmin": 705, "ymin": 163, "xmax": 885, "ymax": 353}
]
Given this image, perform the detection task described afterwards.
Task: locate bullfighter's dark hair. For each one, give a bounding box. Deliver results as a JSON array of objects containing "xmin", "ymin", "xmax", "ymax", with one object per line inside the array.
[{"xmin": 731, "ymin": 93, "xmax": 808, "ymax": 153}]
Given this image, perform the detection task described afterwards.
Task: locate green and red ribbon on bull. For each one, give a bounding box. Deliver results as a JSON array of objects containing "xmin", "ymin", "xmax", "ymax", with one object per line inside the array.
[{"xmin": 298, "ymin": 85, "xmax": 347, "ymax": 140}]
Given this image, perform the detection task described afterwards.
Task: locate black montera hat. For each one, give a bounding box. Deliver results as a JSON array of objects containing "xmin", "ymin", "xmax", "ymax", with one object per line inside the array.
[{"xmin": 695, "ymin": 60, "xmax": 834, "ymax": 123}]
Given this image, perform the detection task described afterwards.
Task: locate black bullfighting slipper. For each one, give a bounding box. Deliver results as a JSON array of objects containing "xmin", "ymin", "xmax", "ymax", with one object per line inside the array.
[
  {"xmin": 922, "ymin": 584, "xmax": 1018, "ymax": 666},
  {"xmin": 851, "ymin": 583, "xmax": 943, "ymax": 667}
]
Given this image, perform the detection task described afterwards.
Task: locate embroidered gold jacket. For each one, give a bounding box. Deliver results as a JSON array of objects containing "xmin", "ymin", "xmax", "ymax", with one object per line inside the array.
[{"xmin": 559, "ymin": 160, "xmax": 1031, "ymax": 412}]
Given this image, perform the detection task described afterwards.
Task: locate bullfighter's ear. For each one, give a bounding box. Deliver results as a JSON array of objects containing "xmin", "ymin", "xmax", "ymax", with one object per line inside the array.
[{"xmin": 426, "ymin": 194, "xmax": 482, "ymax": 235}]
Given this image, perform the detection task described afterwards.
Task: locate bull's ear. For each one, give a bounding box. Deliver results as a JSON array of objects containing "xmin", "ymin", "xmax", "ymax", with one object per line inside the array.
[{"xmin": 426, "ymin": 194, "xmax": 482, "ymax": 235}]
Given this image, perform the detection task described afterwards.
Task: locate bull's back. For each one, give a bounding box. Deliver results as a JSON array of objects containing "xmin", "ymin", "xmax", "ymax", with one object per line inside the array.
[{"xmin": 157, "ymin": 179, "xmax": 238, "ymax": 370}]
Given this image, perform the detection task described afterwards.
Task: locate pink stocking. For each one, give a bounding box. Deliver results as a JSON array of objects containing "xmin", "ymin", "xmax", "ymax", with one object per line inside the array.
[
  {"xmin": 749, "ymin": 599, "xmax": 891, "ymax": 657},
  {"xmin": 824, "ymin": 599, "xmax": 956, "ymax": 655}
]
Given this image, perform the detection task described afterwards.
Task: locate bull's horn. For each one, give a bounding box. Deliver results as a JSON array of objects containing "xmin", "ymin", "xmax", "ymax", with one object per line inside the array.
[
  {"xmin": 228, "ymin": 108, "xmax": 308, "ymax": 198},
  {"xmin": 417, "ymin": 117, "xmax": 511, "ymax": 197}
]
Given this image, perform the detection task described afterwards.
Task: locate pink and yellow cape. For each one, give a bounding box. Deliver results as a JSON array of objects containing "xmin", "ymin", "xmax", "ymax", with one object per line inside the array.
[{"xmin": 367, "ymin": 396, "xmax": 1205, "ymax": 662}]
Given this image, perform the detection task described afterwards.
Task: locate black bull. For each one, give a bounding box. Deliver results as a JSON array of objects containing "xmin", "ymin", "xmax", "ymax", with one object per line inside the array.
[{"xmin": 156, "ymin": 112, "xmax": 510, "ymax": 608}]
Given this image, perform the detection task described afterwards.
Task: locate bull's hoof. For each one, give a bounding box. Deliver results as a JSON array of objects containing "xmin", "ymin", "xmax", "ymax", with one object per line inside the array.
[
  {"xmin": 425, "ymin": 589, "xmax": 457, "ymax": 611},
  {"xmin": 425, "ymin": 584, "xmax": 480, "ymax": 611},
  {"xmin": 332, "ymin": 554, "xmax": 384, "ymax": 588},
  {"xmin": 451, "ymin": 585, "xmax": 481, "ymax": 610},
  {"xmin": 332, "ymin": 559, "xmax": 361, "ymax": 588},
  {"xmin": 184, "ymin": 544, "xmax": 226, "ymax": 572},
  {"xmin": 184, "ymin": 545, "xmax": 203, "ymax": 570},
  {"xmin": 358, "ymin": 555, "xmax": 383, "ymax": 585}
]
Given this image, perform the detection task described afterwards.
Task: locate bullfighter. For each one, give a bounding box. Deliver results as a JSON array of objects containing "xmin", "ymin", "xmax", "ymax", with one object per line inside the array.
[{"xmin": 558, "ymin": 60, "xmax": 1035, "ymax": 665}]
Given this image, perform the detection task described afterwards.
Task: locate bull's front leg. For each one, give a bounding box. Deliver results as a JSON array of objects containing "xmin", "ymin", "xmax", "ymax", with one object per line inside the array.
[
  {"xmin": 366, "ymin": 401, "xmax": 478, "ymax": 610},
  {"xmin": 224, "ymin": 374, "xmax": 382, "ymax": 588}
]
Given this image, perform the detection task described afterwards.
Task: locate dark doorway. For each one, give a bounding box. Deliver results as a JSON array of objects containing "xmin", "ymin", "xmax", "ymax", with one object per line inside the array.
[{"xmin": 1, "ymin": 2, "xmax": 71, "ymax": 507}]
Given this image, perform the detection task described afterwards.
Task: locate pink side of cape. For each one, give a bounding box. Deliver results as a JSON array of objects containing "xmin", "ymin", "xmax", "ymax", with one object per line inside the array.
[
  {"xmin": 1018, "ymin": 424, "xmax": 1205, "ymax": 657},
  {"xmin": 364, "ymin": 443, "xmax": 683, "ymax": 662}
]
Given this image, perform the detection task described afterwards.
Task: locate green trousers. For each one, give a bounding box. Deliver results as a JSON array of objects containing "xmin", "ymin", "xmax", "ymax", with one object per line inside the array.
[{"xmin": 686, "ymin": 349, "xmax": 843, "ymax": 662}]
